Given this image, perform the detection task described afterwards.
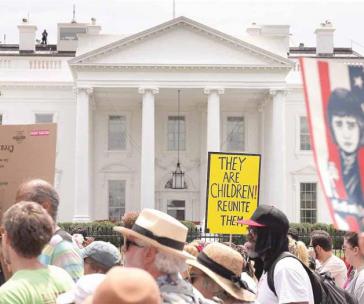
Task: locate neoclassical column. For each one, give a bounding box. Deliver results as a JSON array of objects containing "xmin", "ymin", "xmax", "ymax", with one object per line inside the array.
[
  {"xmin": 139, "ymin": 87, "xmax": 159, "ymax": 210},
  {"xmin": 204, "ymin": 87, "xmax": 224, "ymax": 152},
  {"xmin": 73, "ymin": 87, "xmax": 93, "ymax": 222},
  {"xmin": 263, "ymin": 89, "xmax": 287, "ymax": 210}
]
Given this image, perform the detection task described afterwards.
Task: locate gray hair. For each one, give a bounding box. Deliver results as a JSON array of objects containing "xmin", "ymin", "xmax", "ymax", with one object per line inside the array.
[
  {"xmin": 16, "ymin": 179, "xmax": 59, "ymax": 221},
  {"xmin": 154, "ymin": 251, "xmax": 187, "ymax": 274}
]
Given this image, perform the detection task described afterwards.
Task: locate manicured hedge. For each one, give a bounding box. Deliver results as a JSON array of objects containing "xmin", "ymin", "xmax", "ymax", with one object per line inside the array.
[
  {"xmin": 59, "ymin": 221, "xmax": 123, "ymax": 247},
  {"xmin": 59, "ymin": 220, "xmax": 346, "ymax": 249},
  {"xmin": 289, "ymin": 222, "xmax": 346, "ymax": 249}
]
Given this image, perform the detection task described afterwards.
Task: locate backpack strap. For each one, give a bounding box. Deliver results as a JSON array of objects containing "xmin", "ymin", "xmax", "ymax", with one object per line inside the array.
[
  {"xmin": 267, "ymin": 252, "xmax": 322, "ymax": 303},
  {"xmin": 267, "ymin": 252, "xmax": 293, "ymax": 296}
]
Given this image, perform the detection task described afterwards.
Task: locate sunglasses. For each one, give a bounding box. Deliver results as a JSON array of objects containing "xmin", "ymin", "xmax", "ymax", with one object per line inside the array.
[
  {"xmin": 248, "ymin": 227, "xmax": 258, "ymax": 235},
  {"xmin": 123, "ymin": 239, "xmax": 144, "ymax": 251},
  {"xmin": 188, "ymin": 272, "xmax": 202, "ymax": 284}
]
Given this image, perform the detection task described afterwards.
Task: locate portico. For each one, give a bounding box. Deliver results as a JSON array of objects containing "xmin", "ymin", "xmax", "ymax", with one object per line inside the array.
[{"xmin": 69, "ymin": 16, "xmax": 292, "ymax": 222}]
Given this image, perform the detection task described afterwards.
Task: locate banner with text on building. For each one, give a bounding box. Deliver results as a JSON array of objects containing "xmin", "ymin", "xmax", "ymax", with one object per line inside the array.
[
  {"xmin": 300, "ymin": 58, "xmax": 364, "ymax": 232},
  {"xmin": 205, "ymin": 152, "xmax": 261, "ymax": 234}
]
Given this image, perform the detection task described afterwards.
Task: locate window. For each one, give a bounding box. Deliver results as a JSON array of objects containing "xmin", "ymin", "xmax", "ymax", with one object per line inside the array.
[
  {"xmin": 300, "ymin": 116, "xmax": 311, "ymax": 151},
  {"xmin": 167, "ymin": 200, "xmax": 185, "ymax": 220},
  {"xmin": 108, "ymin": 115, "xmax": 127, "ymax": 151},
  {"xmin": 167, "ymin": 116, "xmax": 186, "ymax": 151},
  {"xmin": 0, "ymin": 114, "xmax": 2, "ymax": 125},
  {"xmin": 108, "ymin": 180, "xmax": 126, "ymax": 221},
  {"xmin": 226, "ymin": 116, "xmax": 245, "ymax": 151},
  {"xmin": 300, "ymin": 182, "xmax": 317, "ymax": 223},
  {"xmin": 35, "ymin": 113, "xmax": 53, "ymax": 123}
]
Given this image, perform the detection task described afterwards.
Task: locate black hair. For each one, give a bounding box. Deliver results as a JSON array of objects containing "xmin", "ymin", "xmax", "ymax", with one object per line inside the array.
[
  {"xmin": 344, "ymin": 231, "xmax": 359, "ymax": 248},
  {"xmin": 311, "ymin": 230, "xmax": 332, "ymax": 251},
  {"xmin": 288, "ymin": 227, "xmax": 299, "ymax": 241},
  {"xmin": 327, "ymin": 88, "xmax": 364, "ymax": 146}
]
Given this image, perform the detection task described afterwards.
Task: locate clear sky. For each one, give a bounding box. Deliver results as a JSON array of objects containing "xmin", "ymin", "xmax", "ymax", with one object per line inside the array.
[{"xmin": 1, "ymin": 0, "xmax": 364, "ymax": 52}]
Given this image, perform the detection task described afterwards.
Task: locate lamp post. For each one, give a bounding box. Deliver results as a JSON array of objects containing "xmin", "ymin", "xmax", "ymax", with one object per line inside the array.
[{"xmin": 171, "ymin": 89, "xmax": 186, "ymax": 189}]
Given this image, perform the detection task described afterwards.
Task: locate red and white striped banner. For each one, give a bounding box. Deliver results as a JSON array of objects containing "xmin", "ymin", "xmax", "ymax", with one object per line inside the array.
[{"xmin": 300, "ymin": 58, "xmax": 364, "ymax": 231}]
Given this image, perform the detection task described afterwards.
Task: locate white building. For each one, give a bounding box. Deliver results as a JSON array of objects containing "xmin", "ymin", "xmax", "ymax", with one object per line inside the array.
[{"xmin": 1, "ymin": 17, "xmax": 363, "ymax": 223}]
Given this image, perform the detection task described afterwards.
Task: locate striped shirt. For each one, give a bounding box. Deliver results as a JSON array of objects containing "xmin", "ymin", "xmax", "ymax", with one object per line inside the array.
[{"xmin": 38, "ymin": 233, "xmax": 84, "ymax": 282}]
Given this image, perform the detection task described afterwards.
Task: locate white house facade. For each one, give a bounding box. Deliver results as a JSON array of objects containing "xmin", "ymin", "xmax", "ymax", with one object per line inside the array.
[{"xmin": 1, "ymin": 17, "xmax": 363, "ymax": 224}]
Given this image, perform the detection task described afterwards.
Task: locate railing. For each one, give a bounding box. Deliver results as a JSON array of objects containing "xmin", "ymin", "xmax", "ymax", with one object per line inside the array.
[
  {"xmin": 0, "ymin": 58, "xmax": 64, "ymax": 70},
  {"xmin": 29, "ymin": 59, "xmax": 62, "ymax": 70},
  {"xmin": 65, "ymin": 225, "xmax": 346, "ymax": 258},
  {"xmin": 0, "ymin": 59, "xmax": 11, "ymax": 68}
]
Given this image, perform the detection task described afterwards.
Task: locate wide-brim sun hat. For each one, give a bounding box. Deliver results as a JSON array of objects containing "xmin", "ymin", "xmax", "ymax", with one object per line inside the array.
[
  {"xmin": 187, "ymin": 243, "xmax": 256, "ymax": 302},
  {"xmin": 114, "ymin": 208, "xmax": 194, "ymax": 260}
]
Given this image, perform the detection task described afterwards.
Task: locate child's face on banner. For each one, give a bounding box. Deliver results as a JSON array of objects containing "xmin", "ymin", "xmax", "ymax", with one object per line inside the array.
[{"xmin": 332, "ymin": 115, "xmax": 360, "ymax": 154}]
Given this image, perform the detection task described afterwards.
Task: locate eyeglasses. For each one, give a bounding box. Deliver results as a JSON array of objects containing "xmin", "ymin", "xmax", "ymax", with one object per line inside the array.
[
  {"xmin": 342, "ymin": 245, "xmax": 354, "ymax": 251},
  {"xmin": 123, "ymin": 239, "xmax": 144, "ymax": 251},
  {"xmin": 248, "ymin": 227, "xmax": 257, "ymax": 235},
  {"xmin": 188, "ymin": 273, "xmax": 202, "ymax": 284}
]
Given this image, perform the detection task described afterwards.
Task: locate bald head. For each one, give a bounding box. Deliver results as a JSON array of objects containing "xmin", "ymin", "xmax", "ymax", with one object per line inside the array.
[{"xmin": 16, "ymin": 179, "xmax": 59, "ymax": 222}]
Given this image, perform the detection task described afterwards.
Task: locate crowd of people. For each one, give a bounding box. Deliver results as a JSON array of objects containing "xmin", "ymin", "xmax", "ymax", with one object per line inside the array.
[{"xmin": 0, "ymin": 178, "xmax": 363, "ymax": 303}]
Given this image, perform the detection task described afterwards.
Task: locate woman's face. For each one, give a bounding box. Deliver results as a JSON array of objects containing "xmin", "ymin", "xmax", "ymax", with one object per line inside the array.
[
  {"xmin": 343, "ymin": 239, "xmax": 357, "ymax": 266},
  {"xmin": 189, "ymin": 268, "xmax": 220, "ymax": 299},
  {"xmin": 332, "ymin": 115, "xmax": 360, "ymax": 154}
]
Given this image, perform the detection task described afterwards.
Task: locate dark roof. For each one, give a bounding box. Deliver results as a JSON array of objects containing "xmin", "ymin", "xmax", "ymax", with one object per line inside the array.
[
  {"xmin": 0, "ymin": 44, "xmax": 362, "ymax": 59},
  {"xmin": 0, "ymin": 44, "xmax": 76, "ymax": 57},
  {"xmin": 288, "ymin": 47, "xmax": 363, "ymax": 58}
]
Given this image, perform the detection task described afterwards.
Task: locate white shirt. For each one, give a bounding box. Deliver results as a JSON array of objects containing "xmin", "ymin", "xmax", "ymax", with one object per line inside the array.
[
  {"xmin": 241, "ymin": 272, "xmax": 258, "ymax": 294},
  {"xmin": 257, "ymin": 257, "xmax": 314, "ymax": 304},
  {"xmin": 317, "ymin": 254, "xmax": 347, "ymax": 288},
  {"xmin": 346, "ymin": 268, "xmax": 364, "ymax": 303}
]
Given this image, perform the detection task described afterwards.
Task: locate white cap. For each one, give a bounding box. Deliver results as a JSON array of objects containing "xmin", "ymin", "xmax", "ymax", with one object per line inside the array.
[{"xmin": 56, "ymin": 274, "xmax": 105, "ymax": 304}]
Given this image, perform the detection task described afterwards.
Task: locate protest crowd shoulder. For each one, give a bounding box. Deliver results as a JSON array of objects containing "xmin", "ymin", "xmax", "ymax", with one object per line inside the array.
[
  {"xmin": 0, "ymin": 201, "xmax": 75, "ymax": 303},
  {"xmin": 14, "ymin": 179, "xmax": 84, "ymax": 282},
  {"xmin": 1, "ymin": 179, "xmax": 364, "ymax": 304}
]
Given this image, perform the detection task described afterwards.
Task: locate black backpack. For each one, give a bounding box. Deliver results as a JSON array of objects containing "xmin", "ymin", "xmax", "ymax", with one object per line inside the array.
[{"xmin": 267, "ymin": 252, "xmax": 358, "ymax": 304}]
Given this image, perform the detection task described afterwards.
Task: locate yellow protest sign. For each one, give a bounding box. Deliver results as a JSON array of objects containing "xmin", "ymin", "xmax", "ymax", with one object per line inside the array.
[{"xmin": 205, "ymin": 152, "xmax": 261, "ymax": 234}]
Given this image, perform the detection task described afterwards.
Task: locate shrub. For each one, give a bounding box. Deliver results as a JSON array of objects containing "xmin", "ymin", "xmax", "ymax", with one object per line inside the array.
[
  {"xmin": 180, "ymin": 220, "xmax": 197, "ymax": 233},
  {"xmin": 59, "ymin": 221, "xmax": 122, "ymax": 247},
  {"xmin": 289, "ymin": 223, "xmax": 345, "ymax": 250}
]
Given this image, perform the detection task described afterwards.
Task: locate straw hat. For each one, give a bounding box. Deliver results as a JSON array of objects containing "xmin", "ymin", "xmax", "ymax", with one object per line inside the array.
[
  {"xmin": 187, "ymin": 243, "xmax": 256, "ymax": 302},
  {"xmin": 83, "ymin": 267, "xmax": 161, "ymax": 304},
  {"xmin": 114, "ymin": 208, "xmax": 194, "ymax": 259}
]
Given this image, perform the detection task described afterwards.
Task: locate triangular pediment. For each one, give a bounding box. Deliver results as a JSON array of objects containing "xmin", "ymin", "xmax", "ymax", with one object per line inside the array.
[
  {"xmin": 291, "ymin": 165, "xmax": 317, "ymax": 175},
  {"xmin": 70, "ymin": 16, "xmax": 293, "ymax": 69}
]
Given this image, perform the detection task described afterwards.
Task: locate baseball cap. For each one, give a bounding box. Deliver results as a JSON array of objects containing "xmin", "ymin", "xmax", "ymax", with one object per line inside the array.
[
  {"xmin": 239, "ymin": 205, "xmax": 289, "ymax": 232},
  {"xmin": 80, "ymin": 241, "xmax": 121, "ymax": 270}
]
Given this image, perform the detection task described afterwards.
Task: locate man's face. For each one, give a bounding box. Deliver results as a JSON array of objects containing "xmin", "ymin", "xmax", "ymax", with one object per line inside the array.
[
  {"xmin": 309, "ymin": 243, "xmax": 323, "ymax": 261},
  {"xmin": 332, "ymin": 115, "xmax": 360, "ymax": 154},
  {"xmin": 245, "ymin": 227, "xmax": 259, "ymax": 258},
  {"xmin": 123, "ymin": 237, "xmax": 148, "ymax": 269}
]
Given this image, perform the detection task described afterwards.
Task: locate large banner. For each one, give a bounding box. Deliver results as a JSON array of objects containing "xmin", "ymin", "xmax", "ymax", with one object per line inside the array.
[
  {"xmin": 300, "ymin": 58, "xmax": 364, "ymax": 231},
  {"xmin": 0, "ymin": 124, "xmax": 57, "ymax": 219},
  {"xmin": 205, "ymin": 152, "xmax": 261, "ymax": 234}
]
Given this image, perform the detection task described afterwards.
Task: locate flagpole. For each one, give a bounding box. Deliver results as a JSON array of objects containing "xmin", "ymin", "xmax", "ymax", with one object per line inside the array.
[{"xmin": 173, "ymin": 0, "xmax": 176, "ymax": 19}]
